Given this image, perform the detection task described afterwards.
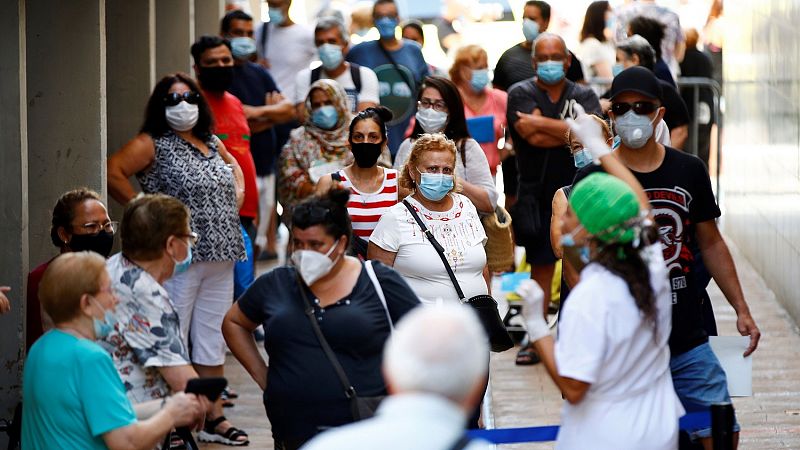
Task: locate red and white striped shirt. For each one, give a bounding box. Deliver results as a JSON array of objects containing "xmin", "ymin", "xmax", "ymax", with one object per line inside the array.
[{"xmin": 337, "ymin": 168, "xmax": 399, "ymax": 239}]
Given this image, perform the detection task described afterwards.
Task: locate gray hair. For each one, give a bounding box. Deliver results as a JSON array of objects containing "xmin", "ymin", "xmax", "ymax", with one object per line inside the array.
[
  {"xmin": 616, "ymin": 34, "xmax": 656, "ymax": 71},
  {"xmin": 383, "ymin": 304, "xmax": 489, "ymax": 403},
  {"xmin": 532, "ymin": 32, "xmax": 568, "ymax": 56},
  {"xmin": 315, "ymin": 15, "xmax": 349, "ymax": 44}
]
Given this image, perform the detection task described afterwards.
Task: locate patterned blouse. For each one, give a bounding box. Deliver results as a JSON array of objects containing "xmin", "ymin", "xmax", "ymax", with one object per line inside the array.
[
  {"xmin": 100, "ymin": 254, "xmax": 190, "ymax": 403},
  {"xmin": 137, "ymin": 131, "xmax": 244, "ymax": 262}
]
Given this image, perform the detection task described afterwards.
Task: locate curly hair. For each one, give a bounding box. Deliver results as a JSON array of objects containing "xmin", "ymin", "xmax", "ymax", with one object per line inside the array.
[{"xmin": 398, "ymin": 133, "xmax": 462, "ymax": 194}]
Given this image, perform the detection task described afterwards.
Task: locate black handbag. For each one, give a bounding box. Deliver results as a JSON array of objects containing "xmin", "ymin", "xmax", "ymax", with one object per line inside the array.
[
  {"xmin": 402, "ymin": 200, "xmax": 514, "ymax": 353},
  {"xmin": 295, "ymin": 270, "xmax": 387, "ymax": 422}
]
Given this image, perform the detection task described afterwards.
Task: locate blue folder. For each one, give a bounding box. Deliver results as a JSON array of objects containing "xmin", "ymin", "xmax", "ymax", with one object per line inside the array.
[{"xmin": 466, "ymin": 115, "xmax": 495, "ymax": 144}]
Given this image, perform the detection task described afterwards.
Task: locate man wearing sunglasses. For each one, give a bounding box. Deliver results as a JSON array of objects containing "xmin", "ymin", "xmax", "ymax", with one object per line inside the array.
[
  {"xmin": 574, "ymin": 66, "xmax": 760, "ymax": 449},
  {"xmin": 506, "ymin": 32, "xmax": 601, "ymax": 366}
]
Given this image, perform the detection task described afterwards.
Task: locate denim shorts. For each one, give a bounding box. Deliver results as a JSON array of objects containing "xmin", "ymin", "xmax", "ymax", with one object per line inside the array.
[{"xmin": 670, "ymin": 342, "xmax": 741, "ymax": 440}]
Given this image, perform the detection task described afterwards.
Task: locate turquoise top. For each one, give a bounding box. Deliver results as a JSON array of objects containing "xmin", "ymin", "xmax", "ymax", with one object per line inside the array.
[{"xmin": 22, "ymin": 329, "xmax": 137, "ymax": 450}]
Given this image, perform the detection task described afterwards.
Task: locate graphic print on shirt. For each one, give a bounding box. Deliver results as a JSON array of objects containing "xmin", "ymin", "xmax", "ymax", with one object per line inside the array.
[{"xmin": 647, "ymin": 186, "xmax": 694, "ymax": 304}]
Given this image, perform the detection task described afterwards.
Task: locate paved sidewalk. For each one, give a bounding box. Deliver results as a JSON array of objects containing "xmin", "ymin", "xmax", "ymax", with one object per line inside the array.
[{"xmin": 204, "ymin": 237, "xmax": 800, "ymax": 449}]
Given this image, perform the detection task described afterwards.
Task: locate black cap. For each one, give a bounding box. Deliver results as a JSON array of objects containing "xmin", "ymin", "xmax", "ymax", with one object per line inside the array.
[{"xmin": 609, "ymin": 66, "xmax": 662, "ymax": 102}]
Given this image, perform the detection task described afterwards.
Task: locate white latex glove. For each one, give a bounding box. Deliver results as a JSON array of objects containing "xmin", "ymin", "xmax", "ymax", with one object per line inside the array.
[
  {"xmin": 565, "ymin": 103, "xmax": 612, "ymax": 163},
  {"xmin": 516, "ymin": 279, "xmax": 550, "ymax": 342}
]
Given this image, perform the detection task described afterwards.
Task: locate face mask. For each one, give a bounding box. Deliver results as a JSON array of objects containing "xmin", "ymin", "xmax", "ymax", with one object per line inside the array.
[
  {"xmin": 90, "ymin": 297, "xmax": 115, "ymax": 339},
  {"xmin": 268, "ymin": 7, "xmax": 285, "ymax": 25},
  {"xmin": 416, "ymin": 169, "xmax": 454, "ymax": 201},
  {"xmin": 198, "ymin": 66, "xmax": 234, "ymax": 92},
  {"xmin": 318, "ymin": 43, "xmax": 344, "ymax": 71},
  {"xmin": 291, "ymin": 240, "xmax": 341, "ymax": 285},
  {"xmin": 536, "ymin": 60, "xmax": 565, "ymax": 85},
  {"xmin": 230, "ymin": 36, "xmax": 257, "ymax": 59},
  {"xmin": 375, "ymin": 17, "xmax": 398, "ymax": 40},
  {"xmin": 560, "ymin": 225, "xmax": 590, "ymax": 264},
  {"xmin": 165, "ymin": 101, "xmax": 199, "ymax": 132},
  {"xmin": 470, "ymin": 69, "xmax": 491, "ymax": 92},
  {"xmin": 351, "ymin": 142, "xmax": 383, "ymax": 168},
  {"xmin": 572, "ymin": 148, "xmax": 592, "ymax": 169},
  {"xmin": 611, "ymin": 135, "xmax": 622, "ymax": 150},
  {"xmin": 614, "ymin": 110, "xmax": 656, "ymax": 149},
  {"xmin": 522, "ymin": 19, "xmax": 540, "ymax": 42},
  {"xmin": 171, "ymin": 240, "xmax": 192, "ymax": 276},
  {"xmin": 415, "ymin": 108, "xmax": 448, "ymax": 133},
  {"xmin": 612, "ymin": 63, "xmax": 625, "ymax": 78},
  {"xmin": 311, "ymin": 105, "xmax": 339, "ymax": 129},
  {"xmin": 69, "ymin": 231, "xmax": 114, "ymax": 258}
]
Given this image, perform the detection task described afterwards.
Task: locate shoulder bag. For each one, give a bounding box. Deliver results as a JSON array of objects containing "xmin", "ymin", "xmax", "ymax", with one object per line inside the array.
[
  {"xmin": 295, "ymin": 261, "xmax": 391, "ymax": 422},
  {"xmin": 401, "ymin": 200, "xmax": 514, "ymax": 352}
]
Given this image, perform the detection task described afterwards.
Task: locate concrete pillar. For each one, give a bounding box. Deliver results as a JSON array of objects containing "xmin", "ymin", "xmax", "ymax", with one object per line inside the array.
[
  {"xmin": 0, "ymin": 0, "xmax": 28, "ymax": 432},
  {"xmin": 25, "ymin": 0, "xmax": 107, "ymax": 271},
  {"xmin": 195, "ymin": 0, "xmax": 225, "ymax": 39},
  {"xmin": 155, "ymin": 0, "xmax": 194, "ymax": 77}
]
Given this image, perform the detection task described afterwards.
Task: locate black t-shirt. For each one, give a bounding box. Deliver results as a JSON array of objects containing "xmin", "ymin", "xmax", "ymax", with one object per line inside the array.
[
  {"xmin": 573, "ymin": 147, "xmax": 721, "ymax": 355},
  {"xmin": 493, "ymin": 43, "xmax": 585, "ymax": 92},
  {"xmin": 229, "ymin": 61, "xmax": 280, "ymax": 176},
  {"xmin": 659, "ymin": 79, "xmax": 690, "ymax": 131},
  {"xmin": 236, "ymin": 262, "xmax": 420, "ymax": 440},
  {"xmin": 679, "ymin": 49, "xmax": 716, "ymax": 125}
]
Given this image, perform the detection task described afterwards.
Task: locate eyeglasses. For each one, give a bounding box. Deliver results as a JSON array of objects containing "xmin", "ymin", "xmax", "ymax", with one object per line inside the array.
[
  {"xmin": 292, "ymin": 205, "xmax": 331, "ymax": 224},
  {"xmin": 177, "ymin": 232, "xmax": 200, "ymax": 247},
  {"xmin": 163, "ymin": 91, "xmax": 201, "ymax": 107},
  {"xmin": 78, "ymin": 221, "xmax": 119, "ymax": 235},
  {"xmin": 417, "ymin": 165, "xmax": 454, "ymax": 175},
  {"xmin": 418, "ymin": 99, "xmax": 448, "ymax": 112},
  {"xmin": 610, "ymin": 101, "xmax": 658, "ymax": 116}
]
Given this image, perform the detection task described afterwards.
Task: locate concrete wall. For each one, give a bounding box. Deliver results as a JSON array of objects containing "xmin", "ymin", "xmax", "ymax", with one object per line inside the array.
[{"xmin": 723, "ymin": 1, "xmax": 800, "ymax": 325}]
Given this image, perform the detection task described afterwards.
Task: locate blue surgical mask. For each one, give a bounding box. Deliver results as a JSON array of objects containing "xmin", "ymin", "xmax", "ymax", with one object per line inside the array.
[
  {"xmin": 612, "ymin": 63, "xmax": 625, "ymax": 77},
  {"xmin": 522, "ymin": 19, "xmax": 540, "ymax": 42},
  {"xmin": 318, "ymin": 43, "xmax": 344, "ymax": 71},
  {"xmin": 90, "ymin": 297, "xmax": 116, "ymax": 339},
  {"xmin": 172, "ymin": 243, "xmax": 192, "ymax": 276},
  {"xmin": 537, "ymin": 61, "xmax": 565, "ymax": 85},
  {"xmin": 559, "ymin": 225, "xmax": 590, "ymax": 264},
  {"xmin": 230, "ymin": 36, "xmax": 257, "ymax": 59},
  {"xmin": 312, "ymin": 105, "xmax": 340, "ymax": 129},
  {"xmin": 416, "ymin": 168, "xmax": 454, "ymax": 201},
  {"xmin": 470, "ymin": 69, "xmax": 491, "ymax": 92},
  {"xmin": 614, "ymin": 110, "xmax": 656, "ymax": 149},
  {"xmin": 611, "ymin": 135, "xmax": 622, "ymax": 150},
  {"xmin": 268, "ymin": 7, "xmax": 285, "ymax": 25},
  {"xmin": 375, "ymin": 17, "xmax": 398, "ymax": 40},
  {"xmin": 572, "ymin": 148, "xmax": 592, "ymax": 168}
]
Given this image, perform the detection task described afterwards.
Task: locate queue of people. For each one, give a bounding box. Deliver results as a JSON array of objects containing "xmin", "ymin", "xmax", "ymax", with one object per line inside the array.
[{"xmin": 16, "ymin": 1, "xmax": 760, "ymax": 450}]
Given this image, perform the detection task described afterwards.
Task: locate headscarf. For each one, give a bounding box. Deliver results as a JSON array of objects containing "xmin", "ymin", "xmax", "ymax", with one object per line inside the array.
[
  {"xmin": 303, "ymin": 79, "xmax": 352, "ymax": 152},
  {"xmin": 569, "ymin": 172, "xmax": 640, "ymax": 244}
]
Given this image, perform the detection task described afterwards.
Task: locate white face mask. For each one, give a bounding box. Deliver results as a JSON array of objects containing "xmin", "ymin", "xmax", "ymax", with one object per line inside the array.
[
  {"xmin": 165, "ymin": 101, "xmax": 199, "ymax": 132},
  {"xmin": 291, "ymin": 239, "xmax": 341, "ymax": 285}
]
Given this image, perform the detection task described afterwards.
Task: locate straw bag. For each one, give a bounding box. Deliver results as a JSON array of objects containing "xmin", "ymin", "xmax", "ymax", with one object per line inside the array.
[{"xmin": 482, "ymin": 206, "xmax": 515, "ymax": 272}]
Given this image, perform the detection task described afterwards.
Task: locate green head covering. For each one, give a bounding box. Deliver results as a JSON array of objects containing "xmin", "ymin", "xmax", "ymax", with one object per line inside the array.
[{"xmin": 569, "ymin": 173, "xmax": 640, "ymax": 244}]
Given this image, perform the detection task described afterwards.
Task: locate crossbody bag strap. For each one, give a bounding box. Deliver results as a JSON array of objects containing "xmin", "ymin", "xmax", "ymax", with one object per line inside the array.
[
  {"xmin": 376, "ymin": 42, "xmax": 415, "ymax": 92},
  {"xmin": 401, "ymin": 199, "xmax": 466, "ymax": 300},
  {"xmin": 295, "ymin": 275, "xmax": 361, "ymax": 419},
  {"xmin": 365, "ymin": 260, "xmax": 393, "ymax": 332},
  {"xmin": 447, "ymin": 435, "xmax": 472, "ymax": 450}
]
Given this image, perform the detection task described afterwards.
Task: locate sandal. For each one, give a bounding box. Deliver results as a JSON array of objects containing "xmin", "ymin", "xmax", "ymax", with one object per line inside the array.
[
  {"xmin": 220, "ymin": 388, "xmax": 236, "ymax": 408},
  {"xmin": 197, "ymin": 416, "xmax": 249, "ymax": 446},
  {"xmin": 515, "ymin": 343, "xmax": 541, "ymax": 366},
  {"xmin": 222, "ymin": 386, "xmax": 239, "ymax": 399}
]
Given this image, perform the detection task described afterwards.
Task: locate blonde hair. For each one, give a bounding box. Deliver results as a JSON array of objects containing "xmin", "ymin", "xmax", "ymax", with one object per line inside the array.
[
  {"xmin": 399, "ymin": 133, "xmax": 461, "ymax": 194},
  {"xmin": 566, "ymin": 115, "xmax": 612, "ymax": 149},
  {"xmin": 39, "ymin": 252, "xmax": 107, "ymax": 324},
  {"xmin": 449, "ymin": 45, "xmax": 488, "ymax": 86}
]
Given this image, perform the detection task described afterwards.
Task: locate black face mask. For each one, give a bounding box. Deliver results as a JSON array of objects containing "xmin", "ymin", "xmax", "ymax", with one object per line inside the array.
[
  {"xmin": 351, "ymin": 142, "xmax": 383, "ymax": 168},
  {"xmin": 69, "ymin": 231, "xmax": 114, "ymax": 258},
  {"xmin": 198, "ymin": 66, "xmax": 234, "ymax": 92}
]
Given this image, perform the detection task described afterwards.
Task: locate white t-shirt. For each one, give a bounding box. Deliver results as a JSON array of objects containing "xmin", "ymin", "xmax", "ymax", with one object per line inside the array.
[
  {"xmin": 255, "ymin": 22, "xmax": 317, "ymax": 102},
  {"xmin": 554, "ymin": 244, "xmax": 684, "ymax": 450},
  {"xmin": 294, "ymin": 64, "xmax": 380, "ymax": 112},
  {"xmin": 369, "ymin": 194, "xmax": 488, "ymax": 305}
]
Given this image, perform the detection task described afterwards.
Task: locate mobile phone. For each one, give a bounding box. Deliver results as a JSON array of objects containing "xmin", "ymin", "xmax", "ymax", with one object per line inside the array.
[{"xmin": 185, "ymin": 377, "xmax": 228, "ymax": 402}]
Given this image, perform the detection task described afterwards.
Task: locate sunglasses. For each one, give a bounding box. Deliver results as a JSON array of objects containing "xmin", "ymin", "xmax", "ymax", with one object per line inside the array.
[
  {"xmin": 610, "ymin": 101, "xmax": 658, "ymax": 116},
  {"xmin": 292, "ymin": 205, "xmax": 331, "ymax": 224},
  {"xmin": 163, "ymin": 91, "xmax": 200, "ymax": 107}
]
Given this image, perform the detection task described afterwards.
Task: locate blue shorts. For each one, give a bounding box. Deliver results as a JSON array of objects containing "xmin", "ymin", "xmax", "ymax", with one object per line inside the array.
[{"xmin": 670, "ymin": 342, "xmax": 741, "ymax": 440}]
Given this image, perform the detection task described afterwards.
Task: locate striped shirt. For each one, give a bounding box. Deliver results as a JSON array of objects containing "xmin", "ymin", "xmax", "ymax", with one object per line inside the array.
[{"xmin": 337, "ymin": 168, "xmax": 399, "ymax": 239}]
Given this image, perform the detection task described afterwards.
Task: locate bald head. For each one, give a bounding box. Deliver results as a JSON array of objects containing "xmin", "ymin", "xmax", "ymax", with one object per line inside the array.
[{"xmin": 532, "ymin": 32, "xmax": 568, "ymax": 57}]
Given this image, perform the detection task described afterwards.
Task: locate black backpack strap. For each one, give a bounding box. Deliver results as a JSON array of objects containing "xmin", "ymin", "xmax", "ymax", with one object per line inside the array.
[
  {"xmin": 447, "ymin": 435, "xmax": 472, "ymax": 450},
  {"xmin": 310, "ymin": 66, "xmax": 324, "ymax": 84},
  {"xmin": 349, "ymin": 63, "xmax": 362, "ymax": 92}
]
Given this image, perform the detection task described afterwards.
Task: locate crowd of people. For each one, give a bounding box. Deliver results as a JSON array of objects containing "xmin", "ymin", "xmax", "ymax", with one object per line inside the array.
[{"xmin": 14, "ymin": 1, "xmax": 760, "ymax": 450}]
